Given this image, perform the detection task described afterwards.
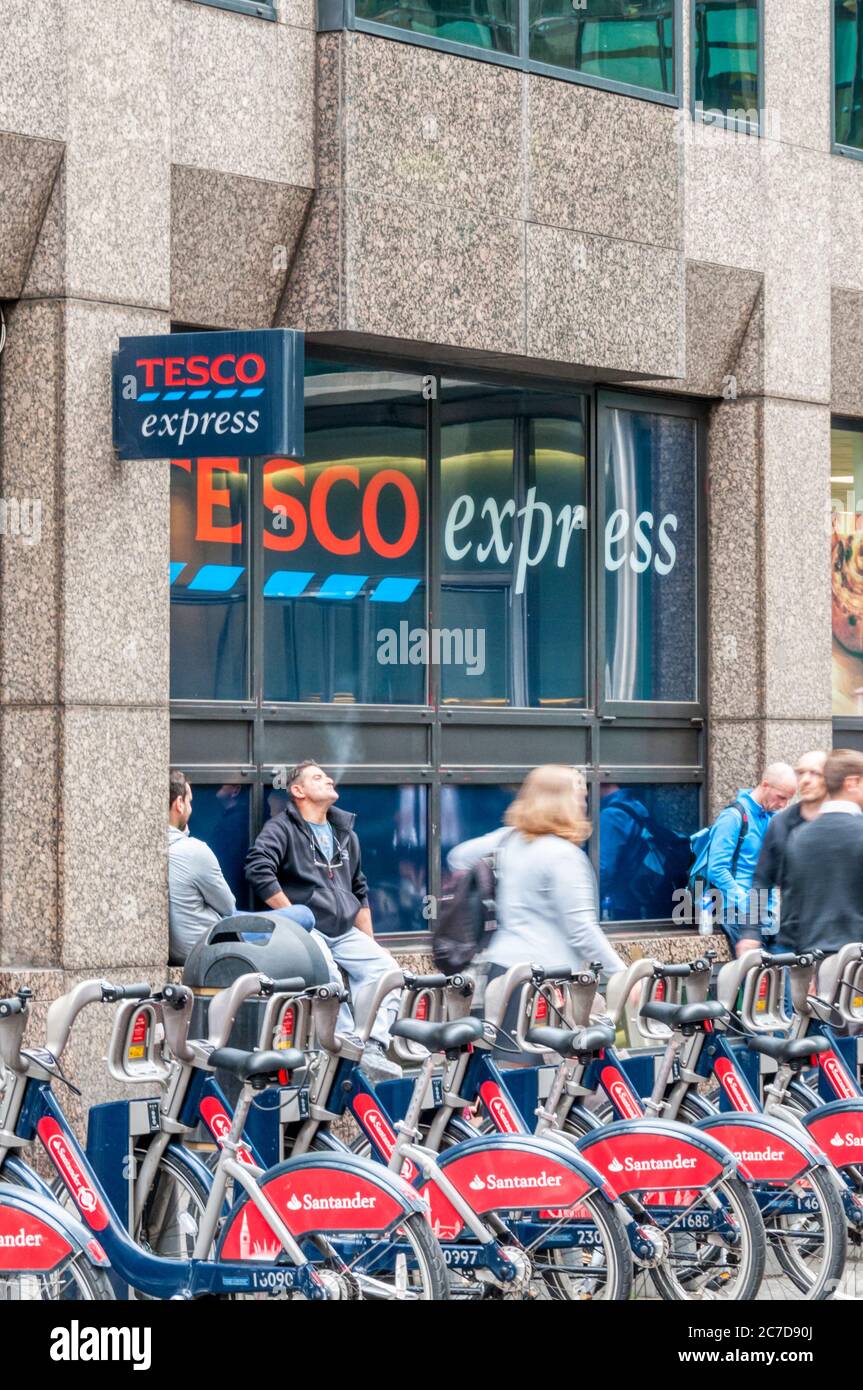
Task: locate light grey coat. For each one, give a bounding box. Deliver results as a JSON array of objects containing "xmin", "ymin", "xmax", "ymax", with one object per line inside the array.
[{"xmin": 448, "ymin": 827, "xmax": 625, "ymax": 975}]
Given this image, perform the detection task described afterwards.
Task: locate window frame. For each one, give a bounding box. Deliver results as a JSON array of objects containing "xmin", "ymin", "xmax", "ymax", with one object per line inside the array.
[
  {"xmin": 833, "ymin": 0, "xmax": 863, "ymax": 159},
  {"xmin": 689, "ymin": 0, "xmax": 764, "ymax": 136},
  {"xmin": 170, "ymin": 345, "xmax": 707, "ymax": 942},
  {"xmin": 318, "ymin": 0, "xmax": 683, "ymax": 108},
  {"xmin": 185, "ymin": 0, "xmax": 278, "ymax": 19}
]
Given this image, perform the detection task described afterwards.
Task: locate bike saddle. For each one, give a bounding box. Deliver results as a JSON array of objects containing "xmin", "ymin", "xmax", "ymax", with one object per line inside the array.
[
  {"xmin": 639, "ymin": 1000, "xmax": 727, "ymax": 1029},
  {"xmin": 744, "ymin": 1034, "xmax": 829, "ymax": 1064},
  {"xmin": 390, "ymin": 1017, "xmax": 484, "ymax": 1051},
  {"xmin": 525, "ymin": 1024, "xmax": 615, "ymax": 1057},
  {"xmin": 209, "ymin": 1046, "xmax": 305, "ymax": 1082}
]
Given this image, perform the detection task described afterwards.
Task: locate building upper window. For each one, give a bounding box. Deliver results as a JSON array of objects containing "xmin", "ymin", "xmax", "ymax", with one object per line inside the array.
[
  {"xmin": 331, "ymin": 0, "xmax": 679, "ymax": 102},
  {"xmin": 836, "ymin": 0, "xmax": 863, "ymax": 152},
  {"xmin": 692, "ymin": 0, "xmax": 760, "ymax": 133}
]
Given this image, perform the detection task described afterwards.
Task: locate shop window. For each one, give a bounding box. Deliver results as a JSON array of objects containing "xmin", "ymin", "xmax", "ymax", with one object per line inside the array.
[
  {"xmin": 187, "ymin": 782, "xmax": 253, "ymax": 911},
  {"xmin": 440, "ymin": 384, "xmax": 587, "ymax": 707},
  {"xmin": 835, "ymin": 0, "xmax": 863, "ymax": 151},
  {"xmin": 693, "ymin": 0, "xmax": 760, "ymax": 131},
  {"xmin": 831, "ymin": 424, "xmax": 863, "ymax": 715},
  {"xmin": 531, "ymin": 0, "xmax": 676, "ymax": 95},
  {"xmin": 170, "ymin": 458, "xmax": 248, "ymax": 701},
  {"xmin": 602, "ymin": 406, "xmax": 698, "ymax": 705},
  {"xmin": 265, "ymin": 781, "xmax": 428, "ymax": 933},
  {"xmin": 263, "ymin": 363, "xmax": 426, "ymax": 705},
  {"xmin": 440, "ymin": 783, "xmax": 518, "ymax": 887},
  {"xmin": 599, "ymin": 782, "xmax": 699, "ymax": 922}
]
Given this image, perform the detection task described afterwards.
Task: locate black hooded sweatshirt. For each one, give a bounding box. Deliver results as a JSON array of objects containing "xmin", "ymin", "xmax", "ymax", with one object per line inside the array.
[{"xmin": 244, "ymin": 800, "xmax": 369, "ymax": 939}]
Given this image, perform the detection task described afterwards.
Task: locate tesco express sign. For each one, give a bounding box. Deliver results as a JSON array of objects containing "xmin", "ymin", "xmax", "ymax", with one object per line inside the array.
[{"xmin": 184, "ymin": 461, "xmax": 678, "ymax": 583}]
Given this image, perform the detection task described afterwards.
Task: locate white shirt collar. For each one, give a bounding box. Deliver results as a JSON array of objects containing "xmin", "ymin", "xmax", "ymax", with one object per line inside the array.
[{"xmin": 820, "ymin": 800, "xmax": 863, "ymax": 816}]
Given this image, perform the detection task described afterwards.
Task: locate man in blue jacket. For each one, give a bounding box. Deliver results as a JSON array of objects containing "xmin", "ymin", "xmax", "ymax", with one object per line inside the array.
[{"xmin": 702, "ymin": 764, "xmax": 797, "ymax": 957}]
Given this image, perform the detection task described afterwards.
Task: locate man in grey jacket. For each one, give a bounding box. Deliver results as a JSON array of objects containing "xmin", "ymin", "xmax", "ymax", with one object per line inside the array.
[{"xmin": 167, "ymin": 769, "xmax": 236, "ymax": 964}]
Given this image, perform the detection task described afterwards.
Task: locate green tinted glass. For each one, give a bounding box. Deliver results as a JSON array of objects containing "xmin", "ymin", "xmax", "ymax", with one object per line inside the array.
[
  {"xmin": 693, "ymin": 1, "xmax": 758, "ymax": 124},
  {"xmin": 529, "ymin": 0, "xmax": 675, "ymax": 94},
  {"xmin": 836, "ymin": 0, "xmax": 863, "ymax": 149},
  {"xmin": 355, "ymin": 0, "xmax": 517, "ymax": 54}
]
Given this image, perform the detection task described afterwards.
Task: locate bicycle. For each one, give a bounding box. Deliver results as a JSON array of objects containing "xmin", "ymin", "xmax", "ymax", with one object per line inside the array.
[{"xmin": 0, "ymin": 978, "xmax": 448, "ymax": 1300}]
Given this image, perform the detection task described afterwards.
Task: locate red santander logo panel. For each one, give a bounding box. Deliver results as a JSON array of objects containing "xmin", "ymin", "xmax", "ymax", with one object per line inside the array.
[
  {"xmin": 585, "ymin": 1130, "xmax": 724, "ymax": 1195},
  {"xmin": 37, "ymin": 1117, "xmax": 109, "ymax": 1230},
  {"xmin": 0, "ymin": 1206, "xmax": 73, "ymax": 1273}
]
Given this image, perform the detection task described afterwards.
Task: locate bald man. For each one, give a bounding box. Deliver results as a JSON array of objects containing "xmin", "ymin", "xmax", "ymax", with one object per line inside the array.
[{"xmin": 707, "ymin": 763, "xmax": 798, "ymax": 958}]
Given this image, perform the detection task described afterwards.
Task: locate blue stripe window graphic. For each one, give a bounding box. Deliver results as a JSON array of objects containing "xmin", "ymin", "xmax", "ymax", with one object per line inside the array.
[{"xmin": 172, "ymin": 565, "xmax": 420, "ymax": 601}]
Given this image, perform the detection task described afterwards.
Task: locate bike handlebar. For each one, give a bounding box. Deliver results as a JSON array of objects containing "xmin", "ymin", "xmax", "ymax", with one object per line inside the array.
[
  {"xmin": 653, "ymin": 963, "xmax": 695, "ymax": 978},
  {"xmin": 530, "ymin": 964, "xmax": 575, "ymax": 983},
  {"xmin": 402, "ymin": 972, "xmax": 449, "ymax": 990},
  {"xmin": 0, "ymin": 997, "xmax": 25, "ymax": 1017},
  {"xmin": 101, "ymin": 982, "xmax": 151, "ymax": 1004},
  {"xmin": 261, "ymin": 976, "xmax": 307, "ymax": 997}
]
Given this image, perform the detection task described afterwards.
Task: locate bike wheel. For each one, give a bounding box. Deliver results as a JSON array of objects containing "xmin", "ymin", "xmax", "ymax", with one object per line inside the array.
[
  {"xmin": 0, "ymin": 1254, "xmax": 113, "ymax": 1302},
  {"xmin": 563, "ymin": 1105, "xmax": 765, "ymax": 1301},
  {"xmin": 353, "ymin": 1125, "xmax": 631, "ymax": 1301},
  {"xmin": 646, "ymin": 1174, "xmax": 765, "ymax": 1302},
  {"xmin": 674, "ymin": 1096, "xmax": 850, "ymax": 1301},
  {"xmin": 0, "ymin": 1188, "xmax": 115, "ymax": 1302},
  {"xmin": 225, "ymin": 1209, "xmax": 448, "ymax": 1301}
]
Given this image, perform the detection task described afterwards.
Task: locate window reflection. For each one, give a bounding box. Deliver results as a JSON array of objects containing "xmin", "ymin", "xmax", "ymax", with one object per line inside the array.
[
  {"xmin": 599, "ymin": 783, "xmax": 698, "ymax": 922},
  {"xmin": 264, "ymin": 781, "xmax": 428, "ymax": 934},
  {"xmin": 836, "ymin": 0, "xmax": 863, "ymax": 150},
  {"xmin": 355, "ymin": 0, "xmax": 517, "ymax": 54},
  {"xmin": 694, "ymin": 1, "xmax": 759, "ymax": 128},
  {"xmin": 440, "ymin": 383, "xmax": 587, "ymax": 708},
  {"xmin": 188, "ymin": 782, "xmax": 252, "ymax": 911},
  {"xmin": 440, "ymin": 783, "xmax": 517, "ymax": 889},
  {"xmin": 263, "ymin": 362, "xmax": 426, "ymax": 705},
  {"xmin": 603, "ymin": 409, "xmax": 697, "ymax": 703},
  {"xmin": 530, "ymin": 0, "xmax": 675, "ymax": 93},
  {"xmin": 170, "ymin": 459, "xmax": 248, "ymax": 701}
]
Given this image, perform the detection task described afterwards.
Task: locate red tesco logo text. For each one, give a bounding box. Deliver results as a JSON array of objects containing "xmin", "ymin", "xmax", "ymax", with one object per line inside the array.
[{"xmin": 136, "ymin": 354, "xmax": 266, "ymax": 389}]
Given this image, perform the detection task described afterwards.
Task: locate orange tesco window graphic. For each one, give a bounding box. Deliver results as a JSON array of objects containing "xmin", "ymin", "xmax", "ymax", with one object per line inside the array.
[{"xmin": 172, "ymin": 457, "xmax": 420, "ymax": 559}]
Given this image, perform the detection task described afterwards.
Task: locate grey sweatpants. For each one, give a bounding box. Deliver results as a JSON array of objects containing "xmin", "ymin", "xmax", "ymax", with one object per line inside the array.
[{"xmin": 311, "ymin": 926, "xmax": 400, "ymax": 1049}]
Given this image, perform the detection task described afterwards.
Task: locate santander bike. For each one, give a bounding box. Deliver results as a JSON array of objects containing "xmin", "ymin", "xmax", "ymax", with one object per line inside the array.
[
  {"xmin": 0, "ymin": 979, "xmax": 449, "ymax": 1300},
  {"xmin": 49, "ymin": 971, "xmax": 637, "ymax": 1300},
  {"xmin": 367, "ymin": 962, "xmax": 768, "ymax": 1301},
  {"xmin": 552, "ymin": 952, "xmax": 853, "ymax": 1298}
]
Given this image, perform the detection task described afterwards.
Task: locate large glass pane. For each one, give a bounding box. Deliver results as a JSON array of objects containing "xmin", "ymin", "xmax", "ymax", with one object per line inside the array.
[
  {"xmin": 836, "ymin": 0, "xmax": 863, "ymax": 150},
  {"xmin": 603, "ymin": 408, "xmax": 697, "ymax": 703},
  {"xmin": 831, "ymin": 426, "xmax": 863, "ymax": 715},
  {"xmin": 170, "ymin": 458, "xmax": 248, "ymax": 700},
  {"xmin": 529, "ymin": 0, "xmax": 675, "ymax": 94},
  {"xmin": 263, "ymin": 361, "xmax": 426, "ymax": 705},
  {"xmin": 440, "ymin": 383, "xmax": 587, "ymax": 707},
  {"xmin": 355, "ymin": 0, "xmax": 517, "ymax": 54},
  {"xmin": 440, "ymin": 783, "xmax": 517, "ymax": 889},
  {"xmin": 187, "ymin": 782, "xmax": 252, "ymax": 912},
  {"xmin": 693, "ymin": 1, "xmax": 759, "ymax": 127},
  {"xmin": 599, "ymin": 782, "xmax": 700, "ymax": 921},
  {"xmin": 264, "ymin": 782, "xmax": 428, "ymax": 935}
]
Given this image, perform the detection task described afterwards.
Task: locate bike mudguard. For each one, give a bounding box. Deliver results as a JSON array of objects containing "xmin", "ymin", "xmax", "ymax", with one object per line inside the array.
[
  {"xmin": 574, "ymin": 1119, "xmax": 735, "ymax": 1197},
  {"xmin": 216, "ymin": 1152, "xmax": 427, "ymax": 1259},
  {"xmin": 0, "ymin": 1153, "xmax": 57, "ymax": 1198},
  {"xmin": 694, "ymin": 1113, "xmax": 825, "ymax": 1182},
  {"xmin": 0, "ymin": 1182, "xmax": 111, "ymax": 1273},
  {"xmin": 802, "ymin": 1098, "xmax": 863, "ymax": 1170},
  {"xmin": 417, "ymin": 1133, "xmax": 611, "ymax": 1241}
]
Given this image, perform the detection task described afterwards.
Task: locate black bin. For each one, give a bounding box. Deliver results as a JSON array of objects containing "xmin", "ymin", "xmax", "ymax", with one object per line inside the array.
[{"xmin": 183, "ymin": 912, "xmax": 329, "ymax": 1103}]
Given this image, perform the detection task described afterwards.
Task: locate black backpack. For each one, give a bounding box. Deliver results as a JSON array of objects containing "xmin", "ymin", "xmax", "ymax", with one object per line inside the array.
[{"xmin": 432, "ymin": 846, "xmax": 504, "ymax": 974}]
